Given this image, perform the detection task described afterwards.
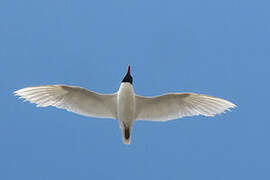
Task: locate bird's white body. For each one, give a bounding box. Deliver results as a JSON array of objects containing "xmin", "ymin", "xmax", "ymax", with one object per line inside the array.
[
  {"xmin": 117, "ymin": 83, "xmax": 135, "ymax": 144},
  {"xmin": 14, "ymin": 66, "xmax": 236, "ymax": 144},
  {"xmin": 118, "ymin": 83, "xmax": 135, "ymax": 125}
]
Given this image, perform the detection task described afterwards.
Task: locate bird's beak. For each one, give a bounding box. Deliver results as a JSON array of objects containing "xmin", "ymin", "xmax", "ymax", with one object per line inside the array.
[{"xmin": 127, "ymin": 65, "xmax": 130, "ymax": 75}]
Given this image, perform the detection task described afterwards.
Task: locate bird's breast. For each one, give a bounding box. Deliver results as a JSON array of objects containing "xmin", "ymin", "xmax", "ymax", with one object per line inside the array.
[{"xmin": 117, "ymin": 83, "xmax": 135, "ymax": 126}]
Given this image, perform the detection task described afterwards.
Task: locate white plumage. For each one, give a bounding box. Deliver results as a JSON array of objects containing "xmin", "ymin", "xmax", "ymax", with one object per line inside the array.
[
  {"xmin": 135, "ymin": 93, "xmax": 236, "ymax": 121},
  {"xmin": 15, "ymin": 85, "xmax": 117, "ymax": 119},
  {"xmin": 14, "ymin": 66, "xmax": 236, "ymax": 144}
]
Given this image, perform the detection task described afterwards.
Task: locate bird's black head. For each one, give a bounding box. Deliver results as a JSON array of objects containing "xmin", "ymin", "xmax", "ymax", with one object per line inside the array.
[{"xmin": 122, "ymin": 65, "xmax": 133, "ymax": 84}]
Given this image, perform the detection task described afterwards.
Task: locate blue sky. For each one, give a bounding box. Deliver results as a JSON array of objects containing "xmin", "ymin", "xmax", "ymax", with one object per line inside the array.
[{"xmin": 1, "ymin": 0, "xmax": 269, "ymax": 179}]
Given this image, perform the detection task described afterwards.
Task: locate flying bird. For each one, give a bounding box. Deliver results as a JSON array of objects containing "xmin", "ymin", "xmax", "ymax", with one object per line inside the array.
[{"xmin": 14, "ymin": 65, "xmax": 236, "ymax": 144}]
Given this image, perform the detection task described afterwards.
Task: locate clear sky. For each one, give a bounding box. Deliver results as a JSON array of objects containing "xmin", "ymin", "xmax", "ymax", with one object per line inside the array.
[{"xmin": 1, "ymin": 0, "xmax": 269, "ymax": 179}]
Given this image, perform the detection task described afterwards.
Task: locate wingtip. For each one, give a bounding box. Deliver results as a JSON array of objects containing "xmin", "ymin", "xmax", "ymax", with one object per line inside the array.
[
  {"xmin": 13, "ymin": 89, "xmax": 20, "ymax": 95},
  {"xmin": 227, "ymin": 101, "xmax": 237, "ymax": 110},
  {"xmin": 13, "ymin": 89, "xmax": 23, "ymax": 98}
]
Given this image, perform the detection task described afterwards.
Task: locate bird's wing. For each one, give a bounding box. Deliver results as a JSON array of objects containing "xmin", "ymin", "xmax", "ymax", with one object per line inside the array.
[
  {"xmin": 135, "ymin": 93, "xmax": 236, "ymax": 121},
  {"xmin": 14, "ymin": 85, "xmax": 117, "ymax": 119}
]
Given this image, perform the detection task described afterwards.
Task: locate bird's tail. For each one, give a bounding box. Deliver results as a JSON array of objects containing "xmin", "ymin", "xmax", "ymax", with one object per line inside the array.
[{"xmin": 121, "ymin": 127, "xmax": 131, "ymax": 145}]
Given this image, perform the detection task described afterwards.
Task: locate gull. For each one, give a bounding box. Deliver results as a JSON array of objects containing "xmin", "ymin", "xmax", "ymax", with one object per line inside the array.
[{"xmin": 14, "ymin": 65, "xmax": 236, "ymax": 144}]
